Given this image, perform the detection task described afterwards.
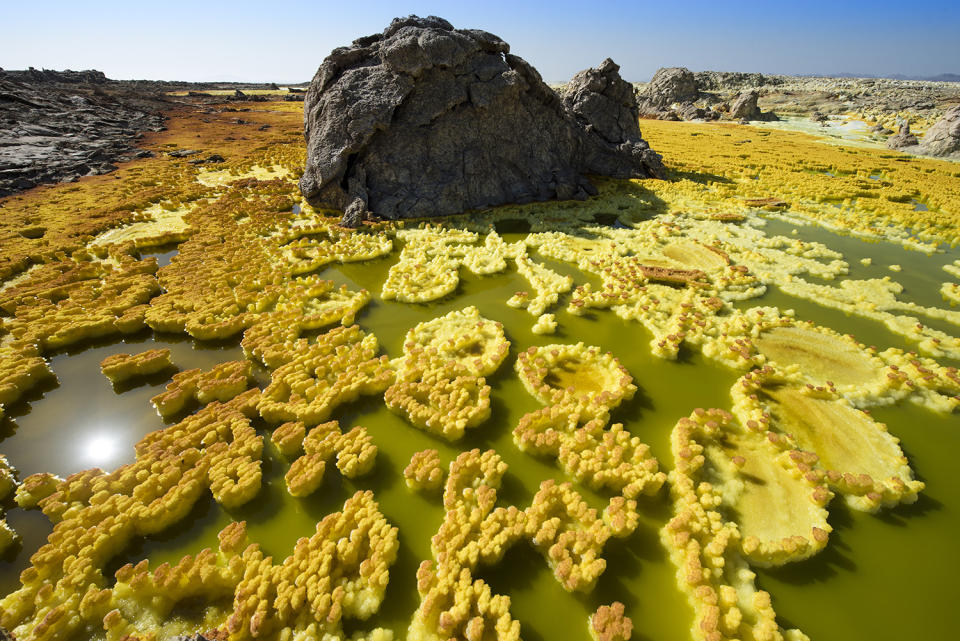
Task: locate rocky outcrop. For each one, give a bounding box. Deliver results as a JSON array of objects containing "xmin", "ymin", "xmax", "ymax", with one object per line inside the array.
[
  {"xmin": 560, "ymin": 58, "xmax": 649, "ymax": 150},
  {"xmin": 693, "ymin": 71, "xmax": 781, "ymax": 92},
  {"xmin": 299, "ymin": 15, "xmax": 663, "ymax": 223},
  {"xmin": 0, "ymin": 70, "xmax": 167, "ymax": 197},
  {"xmin": 2, "ymin": 67, "xmax": 109, "ymax": 84},
  {"xmin": 643, "ymin": 67, "xmax": 699, "ymax": 107},
  {"xmin": 636, "ymin": 67, "xmax": 728, "ymax": 122},
  {"xmin": 729, "ymin": 90, "xmax": 760, "ymax": 120},
  {"xmin": 729, "ymin": 90, "xmax": 777, "ymax": 121},
  {"xmin": 919, "ymin": 105, "xmax": 960, "ymax": 157},
  {"xmin": 886, "ymin": 120, "xmax": 919, "ymax": 149}
]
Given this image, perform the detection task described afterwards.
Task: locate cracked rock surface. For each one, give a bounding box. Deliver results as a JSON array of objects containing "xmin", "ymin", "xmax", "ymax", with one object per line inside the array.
[
  {"xmin": 0, "ymin": 69, "xmax": 168, "ymax": 197},
  {"xmin": 299, "ymin": 15, "xmax": 664, "ymax": 222}
]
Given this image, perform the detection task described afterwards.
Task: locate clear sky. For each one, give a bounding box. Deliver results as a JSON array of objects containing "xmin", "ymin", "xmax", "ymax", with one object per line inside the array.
[{"xmin": 4, "ymin": 0, "xmax": 959, "ymax": 83}]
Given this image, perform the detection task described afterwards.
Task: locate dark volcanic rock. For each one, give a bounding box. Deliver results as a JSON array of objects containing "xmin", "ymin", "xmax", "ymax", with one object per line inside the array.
[
  {"xmin": 4, "ymin": 67, "xmax": 109, "ymax": 84},
  {"xmin": 561, "ymin": 59, "xmax": 640, "ymax": 145},
  {"xmin": 0, "ymin": 70, "xmax": 167, "ymax": 197},
  {"xmin": 675, "ymin": 103, "xmax": 718, "ymax": 121},
  {"xmin": 299, "ymin": 15, "xmax": 663, "ymax": 221},
  {"xmin": 693, "ymin": 71, "xmax": 781, "ymax": 92},
  {"xmin": 919, "ymin": 105, "xmax": 960, "ymax": 157},
  {"xmin": 643, "ymin": 67, "xmax": 699, "ymax": 107},
  {"xmin": 887, "ymin": 120, "xmax": 919, "ymax": 149}
]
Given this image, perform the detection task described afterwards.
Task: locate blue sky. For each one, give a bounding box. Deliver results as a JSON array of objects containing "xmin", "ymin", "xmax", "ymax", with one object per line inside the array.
[{"xmin": 4, "ymin": 1, "xmax": 959, "ymax": 82}]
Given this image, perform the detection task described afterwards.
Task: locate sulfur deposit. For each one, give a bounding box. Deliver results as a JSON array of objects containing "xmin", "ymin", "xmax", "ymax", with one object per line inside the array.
[
  {"xmin": 408, "ymin": 448, "xmax": 648, "ymax": 641},
  {"xmin": 385, "ymin": 307, "xmax": 509, "ymax": 440},
  {"xmin": 0, "ymin": 391, "xmax": 398, "ymax": 641},
  {"xmin": 2, "ymin": 43, "xmax": 960, "ymax": 641},
  {"xmin": 516, "ymin": 343, "xmax": 636, "ymax": 416},
  {"xmin": 151, "ymin": 360, "xmax": 252, "ymax": 417},
  {"xmin": 100, "ymin": 348, "xmax": 174, "ymax": 384},
  {"xmin": 404, "ymin": 449, "xmax": 444, "ymax": 491},
  {"xmin": 663, "ymin": 408, "xmax": 816, "ymax": 641}
]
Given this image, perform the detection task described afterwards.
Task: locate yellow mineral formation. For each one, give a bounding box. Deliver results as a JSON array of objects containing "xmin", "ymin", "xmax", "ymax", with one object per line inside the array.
[
  {"xmin": 0, "ymin": 455, "xmax": 17, "ymax": 554},
  {"xmin": 151, "ymin": 360, "xmax": 252, "ymax": 417},
  {"xmin": 515, "ymin": 343, "xmax": 636, "ymax": 418},
  {"xmin": 335, "ymin": 426, "xmax": 378, "ymax": 477},
  {"xmin": 99, "ymin": 348, "xmax": 174, "ymax": 384},
  {"xmin": 283, "ymin": 421, "xmax": 376, "ymax": 496},
  {"xmin": 409, "ymin": 447, "xmax": 644, "ymax": 640},
  {"xmin": 0, "ymin": 454, "xmax": 16, "ymax": 500},
  {"xmin": 385, "ymin": 307, "xmax": 509, "ymax": 440},
  {"xmin": 590, "ymin": 602, "xmax": 633, "ymax": 641},
  {"xmin": 0, "ymin": 384, "xmax": 400, "ymax": 641},
  {"xmin": 663, "ymin": 407, "xmax": 818, "ymax": 641},
  {"xmin": 285, "ymin": 451, "xmax": 327, "ymax": 497},
  {"xmin": 385, "ymin": 350, "xmax": 492, "ymax": 441},
  {"xmin": 270, "ymin": 420, "xmax": 306, "ymax": 458},
  {"xmin": 1, "ymin": 390, "xmax": 265, "ymax": 639},
  {"xmin": 14, "ymin": 472, "xmax": 62, "ymax": 509},
  {"xmin": 90, "ymin": 201, "xmax": 196, "ymax": 249},
  {"xmin": 258, "ymin": 325, "xmax": 393, "ymax": 426},
  {"xmin": 532, "ymin": 312, "xmax": 558, "ymax": 335},
  {"xmin": 399, "ymin": 306, "xmax": 510, "ymax": 377},
  {"xmin": 732, "ymin": 368, "xmax": 925, "ymax": 512},
  {"xmin": 510, "ymin": 248, "xmax": 573, "ymax": 316},
  {"xmin": 557, "ymin": 421, "xmax": 666, "ymax": 499},
  {"xmin": 404, "ymin": 449, "xmax": 444, "ymax": 491},
  {"xmin": 0, "ymin": 254, "xmax": 158, "ymax": 408}
]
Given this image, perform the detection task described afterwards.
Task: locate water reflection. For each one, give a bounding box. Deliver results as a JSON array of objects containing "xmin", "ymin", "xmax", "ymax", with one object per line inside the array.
[
  {"xmin": 0, "ymin": 331, "xmax": 255, "ymax": 478},
  {"xmin": 80, "ymin": 432, "xmax": 121, "ymax": 468},
  {"xmin": 138, "ymin": 244, "xmax": 179, "ymax": 267}
]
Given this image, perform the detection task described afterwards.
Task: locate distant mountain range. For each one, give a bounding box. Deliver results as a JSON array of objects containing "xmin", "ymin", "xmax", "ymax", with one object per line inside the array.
[{"xmin": 804, "ymin": 72, "xmax": 960, "ymax": 82}]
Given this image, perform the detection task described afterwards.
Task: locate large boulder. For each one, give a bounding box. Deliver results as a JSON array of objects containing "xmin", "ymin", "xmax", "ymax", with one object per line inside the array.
[
  {"xmin": 728, "ymin": 89, "xmax": 776, "ymax": 121},
  {"xmin": 919, "ymin": 105, "xmax": 960, "ymax": 157},
  {"xmin": 299, "ymin": 15, "xmax": 663, "ymax": 222},
  {"xmin": 643, "ymin": 67, "xmax": 699, "ymax": 107}
]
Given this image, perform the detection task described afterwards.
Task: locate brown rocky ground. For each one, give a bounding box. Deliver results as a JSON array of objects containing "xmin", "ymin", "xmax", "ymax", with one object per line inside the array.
[{"xmin": 0, "ymin": 96, "xmax": 303, "ymax": 280}]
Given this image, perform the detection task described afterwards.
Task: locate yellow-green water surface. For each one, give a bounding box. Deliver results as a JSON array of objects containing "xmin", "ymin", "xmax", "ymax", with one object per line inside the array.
[{"xmin": 1, "ymin": 217, "xmax": 958, "ymax": 641}]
